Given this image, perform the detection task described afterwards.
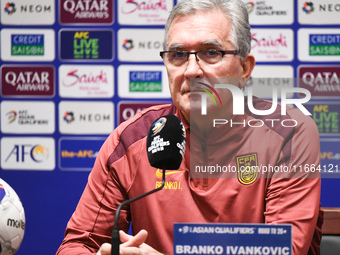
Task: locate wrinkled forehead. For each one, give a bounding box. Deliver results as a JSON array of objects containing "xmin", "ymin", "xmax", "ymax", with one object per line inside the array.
[{"xmin": 166, "ymin": 10, "xmax": 233, "ymax": 51}]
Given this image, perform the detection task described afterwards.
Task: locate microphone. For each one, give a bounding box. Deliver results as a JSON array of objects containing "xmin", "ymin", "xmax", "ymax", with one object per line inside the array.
[
  {"xmin": 111, "ymin": 115, "xmax": 186, "ymax": 255},
  {"xmin": 147, "ymin": 114, "xmax": 186, "ymax": 170}
]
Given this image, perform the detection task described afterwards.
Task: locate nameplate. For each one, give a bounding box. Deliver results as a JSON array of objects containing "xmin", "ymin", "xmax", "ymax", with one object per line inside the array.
[{"xmin": 174, "ymin": 223, "xmax": 292, "ymax": 255}]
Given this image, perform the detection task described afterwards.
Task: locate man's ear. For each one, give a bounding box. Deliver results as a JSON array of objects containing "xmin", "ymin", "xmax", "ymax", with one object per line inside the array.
[
  {"xmin": 239, "ymin": 53, "xmax": 255, "ymax": 89},
  {"xmin": 241, "ymin": 53, "xmax": 256, "ymax": 79}
]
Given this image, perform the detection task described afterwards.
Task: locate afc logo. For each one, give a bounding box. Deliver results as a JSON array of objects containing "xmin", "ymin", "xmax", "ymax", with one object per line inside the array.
[{"xmin": 5, "ymin": 144, "xmax": 49, "ymax": 163}]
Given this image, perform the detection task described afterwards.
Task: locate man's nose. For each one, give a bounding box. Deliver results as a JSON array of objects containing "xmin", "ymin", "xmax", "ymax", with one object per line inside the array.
[{"xmin": 184, "ymin": 54, "xmax": 204, "ymax": 78}]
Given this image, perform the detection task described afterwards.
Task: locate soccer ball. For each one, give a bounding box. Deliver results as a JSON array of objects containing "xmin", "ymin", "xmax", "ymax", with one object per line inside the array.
[{"xmin": 0, "ymin": 179, "xmax": 25, "ymax": 255}]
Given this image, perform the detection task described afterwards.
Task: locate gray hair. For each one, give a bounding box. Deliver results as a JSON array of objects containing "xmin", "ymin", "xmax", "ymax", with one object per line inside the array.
[{"xmin": 164, "ymin": 0, "xmax": 251, "ymax": 61}]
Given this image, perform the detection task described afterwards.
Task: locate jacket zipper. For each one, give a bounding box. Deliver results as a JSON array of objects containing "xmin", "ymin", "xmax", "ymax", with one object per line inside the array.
[{"xmin": 201, "ymin": 140, "xmax": 209, "ymax": 190}]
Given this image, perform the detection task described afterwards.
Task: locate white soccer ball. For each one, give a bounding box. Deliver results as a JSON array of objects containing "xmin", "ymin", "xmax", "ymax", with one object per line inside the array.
[{"xmin": 0, "ymin": 179, "xmax": 25, "ymax": 255}]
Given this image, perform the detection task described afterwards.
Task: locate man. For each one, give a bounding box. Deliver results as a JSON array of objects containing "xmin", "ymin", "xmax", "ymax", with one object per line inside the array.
[{"xmin": 57, "ymin": 0, "xmax": 322, "ymax": 254}]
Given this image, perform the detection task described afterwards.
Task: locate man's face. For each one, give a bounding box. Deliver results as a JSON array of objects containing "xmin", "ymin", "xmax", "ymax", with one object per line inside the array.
[{"xmin": 164, "ymin": 9, "xmax": 254, "ymax": 122}]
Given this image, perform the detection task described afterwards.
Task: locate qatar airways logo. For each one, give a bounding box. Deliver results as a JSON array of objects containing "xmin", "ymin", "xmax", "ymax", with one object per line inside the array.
[
  {"xmin": 63, "ymin": 0, "xmax": 109, "ymax": 14},
  {"xmin": 60, "ymin": 0, "xmax": 113, "ymax": 24},
  {"xmin": 194, "ymin": 79, "xmax": 312, "ymax": 128},
  {"xmin": 1, "ymin": 65, "xmax": 54, "ymax": 97},
  {"xmin": 59, "ymin": 65, "xmax": 114, "ymax": 98},
  {"xmin": 298, "ymin": 66, "xmax": 340, "ymax": 97}
]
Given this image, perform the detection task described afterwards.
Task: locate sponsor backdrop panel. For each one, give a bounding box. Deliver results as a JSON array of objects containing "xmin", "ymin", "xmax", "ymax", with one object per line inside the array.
[
  {"xmin": 244, "ymin": 65, "xmax": 294, "ymax": 98},
  {"xmin": 320, "ymin": 138, "xmax": 340, "ymax": 179},
  {"xmin": 118, "ymin": 65, "xmax": 170, "ymax": 98},
  {"xmin": 118, "ymin": 101, "xmax": 172, "ymax": 124},
  {"xmin": 59, "ymin": 29, "xmax": 114, "ymax": 61},
  {"xmin": 1, "ymin": 0, "xmax": 55, "ymax": 25},
  {"xmin": 298, "ymin": 0, "xmax": 340, "ymax": 25},
  {"xmin": 0, "ymin": 0, "xmax": 339, "ymax": 254},
  {"xmin": 1, "ymin": 29, "xmax": 55, "ymax": 61},
  {"xmin": 1, "ymin": 65, "xmax": 55, "ymax": 97},
  {"xmin": 58, "ymin": 137, "xmax": 106, "ymax": 171},
  {"xmin": 118, "ymin": 29, "xmax": 165, "ymax": 62},
  {"xmin": 298, "ymin": 29, "xmax": 340, "ymax": 62},
  {"xmin": 59, "ymin": 64, "xmax": 114, "ymax": 98},
  {"xmin": 59, "ymin": 101, "xmax": 114, "ymax": 134},
  {"xmin": 1, "ymin": 137, "xmax": 56, "ymax": 170},
  {"xmin": 1, "ymin": 101, "xmax": 55, "ymax": 134},
  {"xmin": 250, "ymin": 28, "xmax": 294, "ymax": 62}
]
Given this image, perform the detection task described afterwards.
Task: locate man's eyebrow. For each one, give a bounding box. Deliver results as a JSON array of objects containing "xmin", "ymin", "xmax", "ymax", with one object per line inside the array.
[
  {"xmin": 167, "ymin": 44, "xmax": 185, "ymax": 51},
  {"xmin": 167, "ymin": 40, "xmax": 224, "ymax": 51},
  {"xmin": 201, "ymin": 39, "xmax": 224, "ymax": 48}
]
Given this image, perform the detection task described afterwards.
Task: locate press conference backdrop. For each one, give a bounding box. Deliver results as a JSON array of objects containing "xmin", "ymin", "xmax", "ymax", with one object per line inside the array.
[{"xmin": 0, "ymin": 0, "xmax": 339, "ymax": 254}]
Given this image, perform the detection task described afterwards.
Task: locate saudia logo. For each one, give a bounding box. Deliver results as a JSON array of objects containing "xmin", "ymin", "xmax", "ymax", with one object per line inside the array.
[
  {"xmin": 196, "ymin": 80, "xmax": 312, "ymax": 128},
  {"xmin": 121, "ymin": 0, "xmax": 167, "ymax": 14},
  {"xmin": 251, "ymin": 33, "xmax": 288, "ymax": 49},
  {"xmin": 62, "ymin": 69, "xmax": 108, "ymax": 87}
]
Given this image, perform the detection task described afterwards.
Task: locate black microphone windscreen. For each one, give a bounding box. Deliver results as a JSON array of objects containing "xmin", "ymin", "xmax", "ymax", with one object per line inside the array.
[{"xmin": 147, "ymin": 115, "xmax": 186, "ymax": 170}]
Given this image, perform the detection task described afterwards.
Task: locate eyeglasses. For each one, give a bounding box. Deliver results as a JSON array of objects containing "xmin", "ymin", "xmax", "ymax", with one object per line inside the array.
[{"xmin": 160, "ymin": 49, "xmax": 239, "ymax": 67}]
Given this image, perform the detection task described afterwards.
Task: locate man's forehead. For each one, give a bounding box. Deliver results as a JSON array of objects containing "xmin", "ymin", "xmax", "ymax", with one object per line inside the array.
[{"xmin": 166, "ymin": 10, "xmax": 232, "ymax": 49}]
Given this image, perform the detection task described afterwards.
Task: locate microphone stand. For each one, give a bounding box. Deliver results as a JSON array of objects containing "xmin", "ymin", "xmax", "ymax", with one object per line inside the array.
[{"xmin": 111, "ymin": 168, "xmax": 166, "ymax": 255}]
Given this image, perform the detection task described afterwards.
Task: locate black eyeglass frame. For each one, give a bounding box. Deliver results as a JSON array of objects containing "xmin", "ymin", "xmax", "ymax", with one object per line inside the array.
[{"xmin": 159, "ymin": 49, "xmax": 239, "ymax": 62}]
